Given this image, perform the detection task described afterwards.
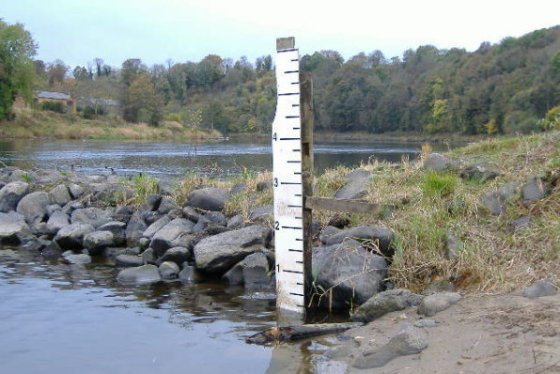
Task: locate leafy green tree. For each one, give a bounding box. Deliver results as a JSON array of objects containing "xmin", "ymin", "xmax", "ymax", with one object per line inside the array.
[
  {"xmin": 0, "ymin": 20, "xmax": 36, "ymax": 120},
  {"xmin": 123, "ymin": 73, "xmax": 162, "ymax": 125}
]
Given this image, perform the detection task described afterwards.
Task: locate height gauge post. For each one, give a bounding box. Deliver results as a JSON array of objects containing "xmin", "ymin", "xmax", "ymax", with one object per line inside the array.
[{"xmin": 272, "ymin": 37, "xmax": 312, "ymax": 320}]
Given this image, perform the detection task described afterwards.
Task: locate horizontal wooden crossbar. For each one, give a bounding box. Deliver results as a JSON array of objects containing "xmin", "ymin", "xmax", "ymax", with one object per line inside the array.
[{"xmin": 304, "ymin": 196, "xmax": 378, "ymax": 214}]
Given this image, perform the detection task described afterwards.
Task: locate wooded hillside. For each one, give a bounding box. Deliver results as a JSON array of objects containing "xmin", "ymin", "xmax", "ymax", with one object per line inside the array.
[{"xmin": 10, "ymin": 23, "xmax": 560, "ymax": 135}]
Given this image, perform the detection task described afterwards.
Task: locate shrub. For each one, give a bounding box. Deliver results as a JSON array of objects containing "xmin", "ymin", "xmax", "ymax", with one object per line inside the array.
[{"xmin": 40, "ymin": 101, "xmax": 64, "ymax": 113}]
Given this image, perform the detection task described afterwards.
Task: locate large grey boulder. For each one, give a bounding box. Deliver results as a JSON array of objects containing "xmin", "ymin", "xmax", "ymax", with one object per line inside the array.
[
  {"xmin": 334, "ymin": 169, "xmax": 371, "ymax": 200},
  {"xmin": 116, "ymin": 264, "xmax": 161, "ymax": 285},
  {"xmin": 315, "ymin": 245, "xmax": 388, "ymax": 310},
  {"xmin": 0, "ymin": 181, "xmax": 29, "ymax": 212},
  {"xmin": 16, "ymin": 191, "xmax": 50, "ymax": 224},
  {"xmin": 193, "ymin": 225, "xmax": 271, "ymax": 274},
  {"xmin": 185, "ymin": 187, "xmax": 229, "ymax": 211},
  {"xmin": 150, "ymin": 218, "xmax": 195, "ymax": 256},
  {"xmin": 49, "ymin": 184, "xmax": 72, "ymax": 206},
  {"xmin": 54, "ymin": 223, "xmax": 95, "ymax": 251},
  {"xmin": 0, "ymin": 211, "xmax": 30, "ymax": 244},
  {"xmin": 351, "ymin": 289, "xmax": 424, "ymax": 323},
  {"xmin": 417, "ymin": 292, "xmax": 462, "ymax": 316},
  {"xmin": 322, "ymin": 225, "xmax": 395, "ymax": 257},
  {"xmin": 71, "ymin": 207, "xmax": 113, "ymax": 228},
  {"xmin": 482, "ymin": 182, "xmax": 520, "ymax": 216},
  {"xmin": 83, "ymin": 231, "xmax": 115, "ymax": 255}
]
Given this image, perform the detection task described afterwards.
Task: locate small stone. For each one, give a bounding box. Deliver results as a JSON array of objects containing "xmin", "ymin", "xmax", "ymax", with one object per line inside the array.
[
  {"xmin": 414, "ymin": 319, "xmax": 440, "ymax": 328},
  {"xmin": 117, "ymin": 265, "xmax": 161, "ymax": 285},
  {"xmin": 523, "ymin": 279, "xmax": 557, "ymax": 299},
  {"xmin": 62, "ymin": 251, "xmax": 92, "ymax": 265},
  {"xmin": 417, "ymin": 292, "xmax": 462, "ymax": 316},
  {"xmin": 159, "ymin": 261, "xmax": 180, "ymax": 280},
  {"xmin": 353, "ymin": 325, "xmax": 428, "ymax": 369}
]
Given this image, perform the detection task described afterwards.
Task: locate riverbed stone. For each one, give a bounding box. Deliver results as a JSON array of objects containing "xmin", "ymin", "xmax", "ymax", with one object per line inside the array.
[
  {"xmin": 16, "ymin": 191, "xmax": 50, "ymax": 224},
  {"xmin": 115, "ymin": 254, "xmax": 144, "ymax": 267},
  {"xmin": 417, "ymin": 292, "xmax": 462, "ymax": 316},
  {"xmin": 193, "ymin": 224, "xmax": 271, "ymax": 274},
  {"xmin": 322, "ymin": 225, "xmax": 395, "ymax": 257},
  {"xmin": 0, "ymin": 181, "xmax": 29, "ymax": 213},
  {"xmin": 159, "ymin": 261, "xmax": 180, "ymax": 280},
  {"xmin": 178, "ymin": 264, "xmax": 199, "ymax": 283},
  {"xmin": 62, "ymin": 250, "xmax": 92, "ymax": 265},
  {"xmin": 67, "ymin": 183, "xmax": 85, "ymax": 199},
  {"xmin": 49, "ymin": 184, "xmax": 72, "ymax": 206},
  {"xmin": 334, "ymin": 169, "xmax": 371, "ymax": 200},
  {"xmin": 156, "ymin": 246, "xmax": 191, "ymax": 266},
  {"xmin": 141, "ymin": 247, "xmax": 156, "ymax": 264},
  {"xmin": 185, "ymin": 187, "xmax": 229, "ymax": 212},
  {"xmin": 125, "ymin": 212, "xmax": 147, "ymax": 246},
  {"xmin": 351, "ymin": 289, "xmax": 424, "ymax": 323},
  {"xmin": 150, "ymin": 218, "xmax": 195, "ymax": 256},
  {"xmin": 523, "ymin": 279, "xmax": 557, "ymax": 298},
  {"xmin": 83, "ymin": 231, "xmax": 115, "ymax": 255},
  {"xmin": 222, "ymin": 251, "xmax": 271, "ymax": 289},
  {"xmin": 315, "ymin": 245, "xmax": 388, "ymax": 310},
  {"xmin": 46, "ymin": 210, "xmax": 70, "ymax": 232},
  {"xmin": 54, "ymin": 223, "xmax": 95, "ymax": 251},
  {"xmin": 71, "ymin": 207, "xmax": 113, "ymax": 228},
  {"xmin": 0, "ymin": 211, "xmax": 30, "ymax": 244},
  {"xmin": 97, "ymin": 221, "xmax": 126, "ymax": 246},
  {"xmin": 116, "ymin": 264, "xmax": 161, "ymax": 285},
  {"xmin": 353, "ymin": 325, "xmax": 428, "ymax": 369},
  {"xmin": 143, "ymin": 216, "xmax": 171, "ymax": 239}
]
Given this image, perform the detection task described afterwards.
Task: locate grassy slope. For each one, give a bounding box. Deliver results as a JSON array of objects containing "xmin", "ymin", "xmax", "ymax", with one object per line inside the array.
[
  {"xmin": 0, "ymin": 108, "xmax": 222, "ymax": 140},
  {"xmin": 197, "ymin": 131, "xmax": 559, "ymax": 294}
]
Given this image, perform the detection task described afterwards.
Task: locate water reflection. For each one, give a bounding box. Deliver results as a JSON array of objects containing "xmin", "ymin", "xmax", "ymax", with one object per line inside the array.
[{"xmin": 0, "ymin": 249, "xmax": 276, "ymax": 374}]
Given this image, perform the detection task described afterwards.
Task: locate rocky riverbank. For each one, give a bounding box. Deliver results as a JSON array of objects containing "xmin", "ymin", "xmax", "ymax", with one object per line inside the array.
[{"xmin": 1, "ymin": 130, "xmax": 559, "ymax": 372}]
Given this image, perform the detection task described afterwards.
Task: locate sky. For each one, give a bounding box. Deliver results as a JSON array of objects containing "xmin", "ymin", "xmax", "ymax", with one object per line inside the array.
[{"xmin": 2, "ymin": 0, "xmax": 559, "ymax": 69}]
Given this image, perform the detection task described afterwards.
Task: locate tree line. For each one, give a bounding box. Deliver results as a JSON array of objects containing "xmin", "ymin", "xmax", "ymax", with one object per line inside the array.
[{"xmin": 2, "ymin": 19, "xmax": 559, "ymax": 135}]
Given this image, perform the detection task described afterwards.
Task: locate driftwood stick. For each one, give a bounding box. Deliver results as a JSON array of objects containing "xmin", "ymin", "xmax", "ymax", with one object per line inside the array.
[{"xmin": 245, "ymin": 322, "xmax": 363, "ymax": 345}]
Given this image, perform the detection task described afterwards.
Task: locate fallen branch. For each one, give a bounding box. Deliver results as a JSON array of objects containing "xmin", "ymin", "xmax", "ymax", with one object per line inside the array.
[{"xmin": 246, "ymin": 322, "xmax": 363, "ymax": 345}]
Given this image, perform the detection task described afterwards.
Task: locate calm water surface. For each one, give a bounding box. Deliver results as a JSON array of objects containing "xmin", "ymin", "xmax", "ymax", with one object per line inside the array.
[
  {"xmin": 0, "ymin": 250, "xmax": 282, "ymax": 374},
  {"xmin": 0, "ymin": 138, "xmax": 448, "ymax": 179}
]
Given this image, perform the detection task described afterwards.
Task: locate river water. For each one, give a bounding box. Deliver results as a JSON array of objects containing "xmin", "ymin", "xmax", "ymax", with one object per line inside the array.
[
  {"xmin": 0, "ymin": 138, "xmax": 449, "ymax": 179},
  {"xmin": 0, "ymin": 138, "xmax": 452, "ymax": 373}
]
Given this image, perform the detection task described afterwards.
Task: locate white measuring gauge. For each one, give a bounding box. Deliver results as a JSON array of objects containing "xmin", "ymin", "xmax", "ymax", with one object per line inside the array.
[{"xmin": 272, "ymin": 45, "xmax": 306, "ymax": 314}]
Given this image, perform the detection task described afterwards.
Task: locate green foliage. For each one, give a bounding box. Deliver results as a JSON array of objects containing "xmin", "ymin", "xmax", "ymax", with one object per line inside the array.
[
  {"xmin": 0, "ymin": 20, "xmax": 36, "ymax": 120},
  {"xmin": 128, "ymin": 173, "xmax": 159, "ymax": 204},
  {"xmin": 40, "ymin": 101, "xmax": 64, "ymax": 113},
  {"xmin": 538, "ymin": 106, "xmax": 560, "ymax": 131},
  {"xmin": 422, "ymin": 171, "xmax": 458, "ymax": 197}
]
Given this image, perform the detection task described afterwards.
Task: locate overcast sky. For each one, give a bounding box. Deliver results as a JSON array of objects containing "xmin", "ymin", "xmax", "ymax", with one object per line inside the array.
[{"xmin": 3, "ymin": 0, "xmax": 559, "ymax": 68}]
